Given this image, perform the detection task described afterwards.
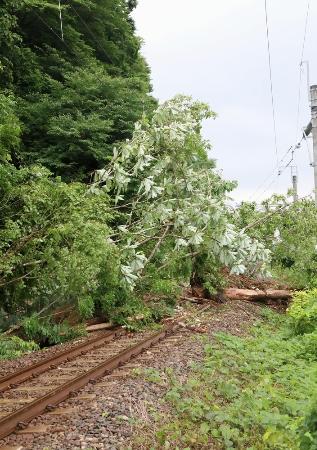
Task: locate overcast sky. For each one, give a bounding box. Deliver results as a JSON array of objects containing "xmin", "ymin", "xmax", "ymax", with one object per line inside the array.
[{"xmin": 132, "ymin": 1, "xmax": 317, "ymax": 202}]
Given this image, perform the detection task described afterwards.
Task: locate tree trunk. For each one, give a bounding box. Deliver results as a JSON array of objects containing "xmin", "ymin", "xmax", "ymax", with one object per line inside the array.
[{"xmin": 223, "ymin": 288, "xmax": 292, "ymax": 301}]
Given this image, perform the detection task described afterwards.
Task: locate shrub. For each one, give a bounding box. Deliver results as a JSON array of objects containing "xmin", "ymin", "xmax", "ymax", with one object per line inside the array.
[
  {"xmin": 0, "ymin": 335, "xmax": 38, "ymax": 359},
  {"xmin": 300, "ymin": 331, "xmax": 317, "ymax": 360},
  {"xmin": 235, "ymin": 197, "xmax": 317, "ymax": 289},
  {"xmin": 22, "ymin": 316, "xmax": 86, "ymax": 347},
  {"xmin": 288, "ymin": 289, "xmax": 317, "ymax": 335},
  {"xmin": 0, "ymin": 164, "xmax": 121, "ymax": 325},
  {"xmin": 299, "ymin": 402, "xmax": 317, "ymax": 450}
]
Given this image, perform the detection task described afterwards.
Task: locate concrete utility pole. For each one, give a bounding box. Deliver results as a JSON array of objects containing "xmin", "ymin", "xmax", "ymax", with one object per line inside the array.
[
  {"xmin": 311, "ymin": 85, "xmax": 317, "ymax": 205},
  {"xmin": 291, "ymin": 166, "xmax": 298, "ymax": 203}
]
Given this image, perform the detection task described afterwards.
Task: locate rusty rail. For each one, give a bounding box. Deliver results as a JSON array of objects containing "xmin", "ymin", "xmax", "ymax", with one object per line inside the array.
[
  {"xmin": 0, "ymin": 303, "xmax": 211, "ymax": 441},
  {"xmin": 0, "ymin": 325, "xmax": 175, "ymax": 440},
  {"xmin": 0, "ymin": 328, "xmax": 123, "ymax": 393}
]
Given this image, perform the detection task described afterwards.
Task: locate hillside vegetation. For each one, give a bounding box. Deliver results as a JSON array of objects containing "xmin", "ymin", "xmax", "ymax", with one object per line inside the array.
[{"xmin": 0, "ymin": 1, "xmax": 316, "ymax": 353}]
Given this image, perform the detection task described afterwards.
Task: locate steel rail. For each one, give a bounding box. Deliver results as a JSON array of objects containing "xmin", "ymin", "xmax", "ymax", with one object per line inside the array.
[
  {"xmin": 0, "ymin": 325, "xmax": 176, "ymax": 440},
  {"xmin": 0, "ymin": 328, "xmax": 124, "ymax": 393}
]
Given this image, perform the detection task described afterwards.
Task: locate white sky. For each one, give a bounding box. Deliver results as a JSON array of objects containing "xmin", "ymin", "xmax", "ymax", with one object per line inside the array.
[{"xmin": 132, "ymin": 0, "xmax": 317, "ymax": 202}]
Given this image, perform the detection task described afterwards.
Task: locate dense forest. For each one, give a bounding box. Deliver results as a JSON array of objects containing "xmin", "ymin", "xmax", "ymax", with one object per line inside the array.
[{"xmin": 0, "ymin": 0, "xmax": 155, "ymax": 177}]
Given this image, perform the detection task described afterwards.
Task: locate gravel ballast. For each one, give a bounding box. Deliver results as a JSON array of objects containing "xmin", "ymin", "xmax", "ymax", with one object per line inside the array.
[{"xmin": 0, "ymin": 300, "xmax": 264, "ymax": 450}]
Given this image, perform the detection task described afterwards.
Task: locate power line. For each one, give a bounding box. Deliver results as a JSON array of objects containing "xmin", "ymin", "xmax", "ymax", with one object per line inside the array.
[
  {"xmin": 252, "ymin": 0, "xmax": 311, "ymax": 203},
  {"xmin": 35, "ymin": 11, "xmax": 67, "ymax": 45},
  {"xmin": 248, "ymin": 171, "xmax": 276, "ymax": 201},
  {"xmin": 300, "ymin": 1, "xmax": 311, "ymax": 65},
  {"xmin": 65, "ymin": 1, "xmax": 115, "ymax": 65},
  {"xmin": 34, "ymin": 10, "xmax": 107, "ymax": 86},
  {"xmin": 252, "ymin": 1, "xmax": 311, "ymax": 202},
  {"xmin": 253, "ymin": 176, "xmax": 280, "ymax": 203},
  {"xmin": 250, "ymin": 139, "xmax": 304, "ymax": 202},
  {"xmin": 58, "ymin": 0, "xmax": 64, "ymax": 41},
  {"xmin": 264, "ymin": 0, "xmax": 279, "ymax": 169},
  {"xmin": 295, "ymin": 0, "xmax": 311, "ymax": 140},
  {"xmin": 249, "ymin": 145, "xmax": 293, "ymax": 201}
]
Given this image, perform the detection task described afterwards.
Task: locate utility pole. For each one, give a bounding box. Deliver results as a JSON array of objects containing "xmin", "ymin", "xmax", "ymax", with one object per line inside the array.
[
  {"xmin": 310, "ymin": 85, "xmax": 317, "ymax": 205},
  {"xmin": 291, "ymin": 166, "xmax": 298, "ymax": 202}
]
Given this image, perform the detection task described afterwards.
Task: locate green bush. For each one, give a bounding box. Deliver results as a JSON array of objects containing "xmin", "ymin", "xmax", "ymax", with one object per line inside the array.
[
  {"xmin": 300, "ymin": 331, "xmax": 317, "ymax": 360},
  {"xmin": 299, "ymin": 402, "xmax": 317, "ymax": 450},
  {"xmin": 22, "ymin": 316, "xmax": 86, "ymax": 347},
  {"xmin": 107, "ymin": 295, "xmax": 171, "ymax": 331},
  {"xmin": 234, "ymin": 197, "xmax": 317, "ymax": 289},
  {"xmin": 288, "ymin": 289, "xmax": 317, "ymax": 335},
  {"xmin": 0, "ymin": 335, "xmax": 38, "ymax": 359},
  {"xmin": 0, "ymin": 164, "xmax": 122, "ymax": 325}
]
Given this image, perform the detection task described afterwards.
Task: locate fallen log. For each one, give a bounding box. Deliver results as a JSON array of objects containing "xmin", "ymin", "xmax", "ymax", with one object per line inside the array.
[
  {"xmin": 224, "ymin": 288, "xmax": 292, "ymax": 301},
  {"xmin": 86, "ymin": 322, "xmax": 113, "ymax": 332}
]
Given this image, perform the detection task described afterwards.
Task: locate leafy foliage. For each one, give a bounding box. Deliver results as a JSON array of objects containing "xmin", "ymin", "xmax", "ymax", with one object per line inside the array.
[
  {"xmin": 299, "ymin": 403, "xmax": 317, "ymax": 450},
  {"xmin": 93, "ymin": 96, "xmax": 271, "ymax": 293},
  {"xmin": 133, "ymin": 309, "xmax": 317, "ymax": 449},
  {"xmin": 20, "ymin": 64, "xmax": 155, "ymax": 179},
  {"xmin": 288, "ymin": 289, "xmax": 317, "ymax": 335},
  {"xmin": 235, "ymin": 196, "xmax": 317, "ymax": 289},
  {"xmin": 0, "ymin": 163, "xmax": 122, "ymax": 326},
  {"xmin": 22, "ymin": 316, "xmax": 85, "ymax": 346},
  {"xmin": 0, "ymin": 0, "xmax": 155, "ymax": 178},
  {"xmin": 0, "ymin": 92, "xmax": 21, "ymax": 163},
  {"xmin": 0, "ymin": 335, "xmax": 38, "ymax": 359}
]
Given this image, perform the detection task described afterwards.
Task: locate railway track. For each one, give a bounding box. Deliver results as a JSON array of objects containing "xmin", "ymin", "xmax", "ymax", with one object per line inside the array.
[{"xmin": 0, "ymin": 304, "xmax": 210, "ymax": 441}]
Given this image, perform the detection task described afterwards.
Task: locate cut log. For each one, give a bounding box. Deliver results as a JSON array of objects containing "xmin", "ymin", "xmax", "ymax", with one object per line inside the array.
[
  {"xmin": 224, "ymin": 288, "xmax": 292, "ymax": 301},
  {"xmin": 86, "ymin": 322, "xmax": 113, "ymax": 332}
]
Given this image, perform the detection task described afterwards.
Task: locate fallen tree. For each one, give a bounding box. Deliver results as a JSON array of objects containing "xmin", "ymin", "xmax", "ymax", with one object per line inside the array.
[{"xmin": 224, "ymin": 288, "xmax": 292, "ymax": 301}]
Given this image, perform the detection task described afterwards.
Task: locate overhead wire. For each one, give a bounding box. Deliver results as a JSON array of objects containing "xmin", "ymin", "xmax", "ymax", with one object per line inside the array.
[
  {"xmin": 264, "ymin": 0, "xmax": 279, "ymax": 169},
  {"xmin": 295, "ymin": 0, "xmax": 311, "ymax": 140},
  {"xmin": 58, "ymin": 0, "xmax": 64, "ymax": 41},
  {"xmin": 250, "ymin": 1, "xmax": 311, "ymax": 203},
  {"xmin": 64, "ymin": 1, "xmax": 115, "ymax": 65},
  {"xmin": 252, "ymin": 176, "xmax": 280, "ymax": 203},
  {"xmin": 35, "ymin": 10, "xmax": 67, "ymax": 45},
  {"xmin": 249, "ymin": 142, "xmax": 293, "ymax": 200},
  {"xmin": 33, "ymin": 9, "xmax": 110, "ymax": 88},
  {"xmin": 249, "ymin": 0, "xmax": 280, "ymax": 203},
  {"xmin": 250, "ymin": 140, "xmax": 303, "ymax": 202}
]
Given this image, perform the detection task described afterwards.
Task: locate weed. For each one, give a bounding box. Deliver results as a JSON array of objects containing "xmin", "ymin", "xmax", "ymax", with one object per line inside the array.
[
  {"xmin": 0, "ymin": 335, "xmax": 38, "ymax": 359},
  {"xmin": 133, "ymin": 367, "xmax": 164, "ymax": 384},
  {"xmin": 131, "ymin": 310, "xmax": 317, "ymax": 449}
]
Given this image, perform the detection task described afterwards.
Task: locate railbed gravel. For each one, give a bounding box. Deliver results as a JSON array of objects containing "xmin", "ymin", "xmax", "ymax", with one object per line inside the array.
[
  {"xmin": 0, "ymin": 330, "xmax": 110, "ymax": 378},
  {"xmin": 0, "ymin": 300, "xmax": 265, "ymax": 450}
]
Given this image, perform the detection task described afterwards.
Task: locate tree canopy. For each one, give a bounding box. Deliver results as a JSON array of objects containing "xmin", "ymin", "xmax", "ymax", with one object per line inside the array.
[{"xmin": 0, "ymin": 0, "xmax": 155, "ymax": 178}]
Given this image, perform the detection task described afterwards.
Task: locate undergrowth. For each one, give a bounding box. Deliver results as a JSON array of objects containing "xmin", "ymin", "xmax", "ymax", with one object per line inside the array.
[
  {"xmin": 21, "ymin": 316, "xmax": 86, "ymax": 347},
  {"xmin": 0, "ymin": 335, "xmax": 39, "ymax": 359},
  {"xmin": 109, "ymin": 297, "xmax": 175, "ymax": 331},
  {"xmin": 132, "ymin": 300, "xmax": 317, "ymax": 449}
]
